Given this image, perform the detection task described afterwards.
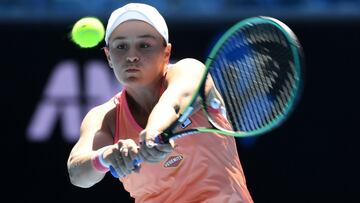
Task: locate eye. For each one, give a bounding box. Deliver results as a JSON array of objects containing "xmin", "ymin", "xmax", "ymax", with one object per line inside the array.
[
  {"xmin": 116, "ymin": 43, "xmax": 127, "ymax": 50},
  {"xmin": 140, "ymin": 43, "xmax": 151, "ymax": 49}
]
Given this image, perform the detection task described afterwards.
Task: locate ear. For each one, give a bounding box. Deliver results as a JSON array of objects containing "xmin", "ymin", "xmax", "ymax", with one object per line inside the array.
[
  {"xmin": 103, "ymin": 47, "xmax": 113, "ymax": 68},
  {"xmin": 164, "ymin": 43, "xmax": 172, "ymax": 63}
]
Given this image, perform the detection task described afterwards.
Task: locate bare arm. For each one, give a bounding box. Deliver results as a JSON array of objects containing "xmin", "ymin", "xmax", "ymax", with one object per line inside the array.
[
  {"xmin": 67, "ymin": 100, "xmax": 140, "ymax": 187},
  {"xmin": 67, "ymin": 102, "xmax": 114, "ymax": 188},
  {"xmin": 140, "ymin": 58, "xmax": 218, "ymax": 161},
  {"xmin": 148, "ymin": 58, "xmax": 206, "ymax": 133}
]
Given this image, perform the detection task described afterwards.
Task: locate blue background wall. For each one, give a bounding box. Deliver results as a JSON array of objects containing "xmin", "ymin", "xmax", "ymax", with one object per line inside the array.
[{"xmin": 2, "ymin": 1, "xmax": 359, "ymax": 202}]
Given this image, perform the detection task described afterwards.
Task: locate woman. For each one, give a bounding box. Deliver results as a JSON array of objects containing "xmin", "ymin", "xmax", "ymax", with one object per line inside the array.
[{"xmin": 67, "ymin": 3, "xmax": 253, "ymax": 203}]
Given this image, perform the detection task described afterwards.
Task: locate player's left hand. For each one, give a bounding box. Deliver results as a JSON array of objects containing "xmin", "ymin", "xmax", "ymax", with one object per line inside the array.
[{"xmin": 139, "ymin": 129, "xmax": 174, "ymax": 163}]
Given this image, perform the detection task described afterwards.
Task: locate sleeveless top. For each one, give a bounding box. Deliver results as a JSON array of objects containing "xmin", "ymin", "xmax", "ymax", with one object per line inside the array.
[{"xmin": 113, "ymin": 80, "xmax": 253, "ymax": 203}]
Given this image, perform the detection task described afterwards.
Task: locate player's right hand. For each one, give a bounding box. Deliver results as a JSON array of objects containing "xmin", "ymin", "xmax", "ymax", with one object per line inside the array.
[{"xmin": 102, "ymin": 139, "xmax": 141, "ymax": 177}]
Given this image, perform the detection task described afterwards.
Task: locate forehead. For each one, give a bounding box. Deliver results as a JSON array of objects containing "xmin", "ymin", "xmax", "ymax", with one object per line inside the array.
[{"xmin": 109, "ymin": 20, "xmax": 162, "ymax": 41}]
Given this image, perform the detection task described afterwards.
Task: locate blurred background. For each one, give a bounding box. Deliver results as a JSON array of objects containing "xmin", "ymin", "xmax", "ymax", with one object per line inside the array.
[{"xmin": 3, "ymin": 0, "xmax": 359, "ymax": 202}]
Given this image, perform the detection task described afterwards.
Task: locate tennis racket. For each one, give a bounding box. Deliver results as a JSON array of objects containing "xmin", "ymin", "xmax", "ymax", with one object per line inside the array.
[{"xmin": 109, "ymin": 16, "xmax": 304, "ymax": 178}]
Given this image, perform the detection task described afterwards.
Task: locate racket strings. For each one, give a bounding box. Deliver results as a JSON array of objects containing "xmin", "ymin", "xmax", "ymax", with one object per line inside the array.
[
  {"xmin": 214, "ymin": 61, "xmax": 244, "ymax": 131},
  {"xmin": 230, "ymin": 28, "xmax": 277, "ymax": 131},
  {"xmin": 217, "ymin": 34, "xmax": 263, "ymax": 131},
  {"xmin": 212, "ymin": 46, "xmax": 266, "ymax": 131},
  {"xmin": 239, "ymin": 49, "xmax": 275, "ymax": 130},
  {"xmin": 210, "ymin": 23, "xmax": 299, "ymax": 132},
  {"xmin": 236, "ymin": 51, "xmax": 266, "ymax": 130},
  {"xmin": 229, "ymin": 59, "xmax": 259, "ymax": 130}
]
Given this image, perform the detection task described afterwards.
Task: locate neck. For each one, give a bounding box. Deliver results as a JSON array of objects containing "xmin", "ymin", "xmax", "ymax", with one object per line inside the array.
[{"xmin": 125, "ymin": 77, "xmax": 164, "ymax": 118}]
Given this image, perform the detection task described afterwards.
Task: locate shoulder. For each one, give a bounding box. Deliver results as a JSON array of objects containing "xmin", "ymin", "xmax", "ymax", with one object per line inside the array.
[
  {"xmin": 169, "ymin": 58, "xmax": 205, "ymax": 72},
  {"xmin": 81, "ymin": 97, "xmax": 116, "ymax": 131},
  {"xmin": 86, "ymin": 97, "xmax": 116, "ymax": 117},
  {"xmin": 166, "ymin": 58, "xmax": 205, "ymax": 82}
]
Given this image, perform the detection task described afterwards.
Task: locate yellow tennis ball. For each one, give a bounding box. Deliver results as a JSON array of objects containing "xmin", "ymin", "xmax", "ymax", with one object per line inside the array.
[{"xmin": 71, "ymin": 17, "xmax": 105, "ymax": 48}]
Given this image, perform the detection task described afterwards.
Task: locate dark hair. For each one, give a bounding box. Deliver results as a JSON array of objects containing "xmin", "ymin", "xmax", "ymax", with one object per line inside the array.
[{"xmin": 162, "ymin": 38, "xmax": 167, "ymax": 47}]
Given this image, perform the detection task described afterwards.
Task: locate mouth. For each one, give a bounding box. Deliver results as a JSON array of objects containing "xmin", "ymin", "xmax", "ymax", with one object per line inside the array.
[
  {"xmin": 123, "ymin": 64, "xmax": 141, "ymax": 73},
  {"xmin": 125, "ymin": 68, "xmax": 140, "ymax": 73}
]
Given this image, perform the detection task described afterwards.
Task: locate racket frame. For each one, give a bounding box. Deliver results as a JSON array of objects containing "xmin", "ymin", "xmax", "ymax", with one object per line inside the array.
[{"xmin": 161, "ymin": 16, "xmax": 304, "ymax": 141}]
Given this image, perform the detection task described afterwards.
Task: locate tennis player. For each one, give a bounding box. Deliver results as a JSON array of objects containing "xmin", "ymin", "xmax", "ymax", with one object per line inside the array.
[{"xmin": 67, "ymin": 3, "xmax": 253, "ymax": 202}]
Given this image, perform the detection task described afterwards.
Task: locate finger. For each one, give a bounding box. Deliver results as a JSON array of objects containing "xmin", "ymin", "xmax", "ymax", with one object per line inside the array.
[
  {"xmin": 140, "ymin": 130, "xmax": 160, "ymax": 148},
  {"xmin": 154, "ymin": 143, "xmax": 173, "ymax": 153},
  {"xmin": 120, "ymin": 147, "xmax": 137, "ymax": 171},
  {"xmin": 128, "ymin": 150, "xmax": 140, "ymax": 161},
  {"xmin": 123, "ymin": 141, "xmax": 142, "ymax": 169},
  {"xmin": 112, "ymin": 157, "xmax": 126, "ymax": 178},
  {"xmin": 142, "ymin": 144, "xmax": 159, "ymax": 157},
  {"xmin": 126, "ymin": 144, "xmax": 139, "ymax": 156},
  {"xmin": 146, "ymin": 145, "xmax": 168, "ymax": 158},
  {"xmin": 169, "ymin": 139, "xmax": 175, "ymax": 148},
  {"xmin": 139, "ymin": 144, "xmax": 168, "ymax": 163},
  {"xmin": 129, "ymin": 152, "xmax": 143, "ymax": 172},
  {"xmin": 122, "ymin": 153, "xmax": 135, "ymax": 171},
  {"xmin": 114, "ymin": 150, "xmax": 132, "ymax": 177},
  {"xmin": 126, "ymin": 145, "xmax": 143, "ymax": 173},
  {"xmin": 128, "ymin": 146, "xmax": 142, "ymax": 165},
  {"xmin": 120, "ymin": 146, "xmax": 129, "ymax": 157},
  {"xmin": 139, "ymin": 145, "xmax": 160, "ymax": 163},
  {"xmin": 105, "ymin": 150, "xmax": 124, "ymax": 177},
  {"xmin": 107, "ymin": 158, "xmax": 119, "ymax": 176},
  {"xmin": 119, "ymin": 159, "xmax": 132, "ymax": 176}
]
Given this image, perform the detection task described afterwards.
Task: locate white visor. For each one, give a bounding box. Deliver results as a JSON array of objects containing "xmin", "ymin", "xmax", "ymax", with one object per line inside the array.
[{"xmin": 105, "ymin": 3, "xmax": 169, "ymax": 45}]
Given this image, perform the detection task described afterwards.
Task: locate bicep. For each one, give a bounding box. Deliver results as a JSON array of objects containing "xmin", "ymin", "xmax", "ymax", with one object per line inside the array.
[
  {"xmin": 164, "ymin": 58, "xmax": 206, "ymax": 112},
  {"xmin": 144, "ymin": 59, "xmax": 206, "ymax": 132},
  {"xmin": 69, "ymin": 107, "xmax": 114, "ymax": 158},
  {"xmin": 165, "ymin": 59, "xmax": 222, "ymax": 113}
]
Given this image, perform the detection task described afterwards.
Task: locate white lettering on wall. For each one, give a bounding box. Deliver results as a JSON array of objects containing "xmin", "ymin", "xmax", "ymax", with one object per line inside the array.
[{"xmin": 26, "ymin": 60, "xmax": 120, "ymax": 143}]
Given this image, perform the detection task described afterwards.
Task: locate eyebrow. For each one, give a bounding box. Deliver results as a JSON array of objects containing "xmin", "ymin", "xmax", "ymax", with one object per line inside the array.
[
  {"xmin": 138, "ymin": 34, "xmax": 157, "ymax": 40},
  {"xmin": 112, "ymin": 34, "xmax": 157, "ymax": 41}
]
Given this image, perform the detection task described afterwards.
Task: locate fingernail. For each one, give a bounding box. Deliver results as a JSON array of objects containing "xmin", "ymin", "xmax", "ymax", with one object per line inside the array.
[
  {"xmin": 133, "ymin": 163, "xmax": 141, "ymax": 172},
  {"xmin": 146, "ymin": 140, "xmax": 157, "ymax": 148}
]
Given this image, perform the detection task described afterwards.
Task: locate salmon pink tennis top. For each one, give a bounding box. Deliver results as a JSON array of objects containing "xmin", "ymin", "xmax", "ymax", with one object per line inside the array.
[{"xmin": 113, "ymin": 87, "xmax": 253, "ymax": 203}]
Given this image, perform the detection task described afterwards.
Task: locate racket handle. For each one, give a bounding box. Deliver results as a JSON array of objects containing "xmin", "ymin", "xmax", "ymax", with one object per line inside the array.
[
  {"xmin": 109, "ymin": 166, "xmax": 119, "ymax": 178},
  {"xmin": 109, "ymin": 158, "xmax": 143, "ymax": 178},
  {"xmin": 155, "ymin": 133, "xmax": 167, "ymax": 144},
  {"xmin": 150, "ymin": 134, "xmax": 166, "ymax": 144}
]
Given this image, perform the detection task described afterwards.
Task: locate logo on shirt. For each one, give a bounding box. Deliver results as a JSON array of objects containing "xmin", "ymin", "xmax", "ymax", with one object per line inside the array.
[
  {"xmin": 181, "ymin": 118, "xmax": 192, "ymax": 129},
  {"xmin": 163, "ymin": 155, "xmax": 183, "ymax": 168}
]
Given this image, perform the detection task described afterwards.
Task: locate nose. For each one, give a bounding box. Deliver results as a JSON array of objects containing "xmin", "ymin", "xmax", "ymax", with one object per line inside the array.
[{"xmin": 126, "ymin": 56, "xmax": 139, "ymax": 63}]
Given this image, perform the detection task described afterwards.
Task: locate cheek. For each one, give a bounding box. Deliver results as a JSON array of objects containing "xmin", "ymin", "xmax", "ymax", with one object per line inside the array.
[
  {"xmin": 109, "ymin": 53, "xmax": 124, "ymax": 65},
  {"xmin": 112, "ymin": 68, "xmax": 122, "ymax": 82},
  {"xmin": 109, "ymin": 63, "xmax": 124, "ymax": 82},
  {"xmin": 145, "ymin": 51, "xmax": 166, "ymax": 64}
]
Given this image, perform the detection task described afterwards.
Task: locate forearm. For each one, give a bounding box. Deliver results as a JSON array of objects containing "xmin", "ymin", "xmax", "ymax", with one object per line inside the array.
[
  {"xmin": 67, "ymin": 150, "xmax": 106, "ymax": 188},
  {"xmin": 140, "ymin": 102, "xmax": 177, "ymax": 161},
  {"xmin": 145, "ymin": 59, "xmax": 205, "ymax": 133},
  {"xmin": 145, "ymin": 100, "xmax": 179, "ymax": 133}
]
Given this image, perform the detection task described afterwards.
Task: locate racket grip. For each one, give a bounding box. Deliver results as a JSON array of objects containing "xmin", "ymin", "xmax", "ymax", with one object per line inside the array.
[
  {"xmin": 109, "ymin": 166, "xmax": 119, "ymax": 178},
  {"xmin": 109, "ymin": 158, "xmax": 143, "ymax": 178},
  {"xmin": 154, "ymin": 134, "xmax": 165, "ymax": 144},
  {"xmin": 155, "ymin": 133, "xmax": 168, "ymax": 144}
]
